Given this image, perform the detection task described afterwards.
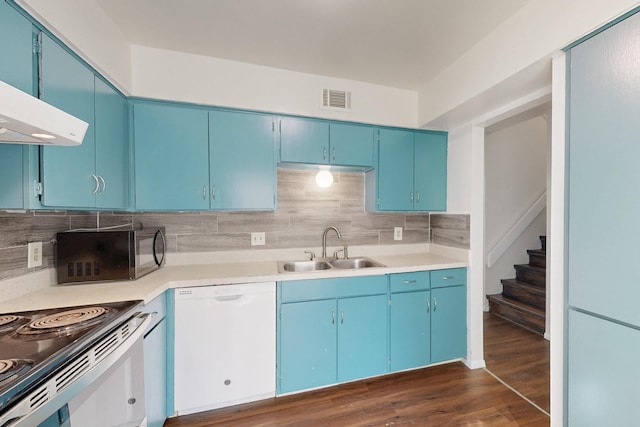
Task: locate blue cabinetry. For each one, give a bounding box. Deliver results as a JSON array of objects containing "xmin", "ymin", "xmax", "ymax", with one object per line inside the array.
[
  {"xmin": 277, "ymin": 276, "xmax": 388, "ymax": 394},
  {"xmin": 279, "ymin": 117, "xmax": 374, "ymax": 168},
  {"xmin": 133, "ymin": 102, "xmax": 210, "ymax": 210},
  {"xmin": 390, "ymin": 288, "xmax": 431, "ymax": 371},
  {"xmin": 0, "ymin": 0, "xmax": 35, "ymax": 209},
  {"xmin": 39, "ymin": 34, "xmax": 128, "ymax": 209},
  {"xmin": 368, "ymin": 129, "xmax": 447, "ymax": 212},
  {"xmin": 209, "ymin": 110, "xmax": 276, "ymax": 210}
]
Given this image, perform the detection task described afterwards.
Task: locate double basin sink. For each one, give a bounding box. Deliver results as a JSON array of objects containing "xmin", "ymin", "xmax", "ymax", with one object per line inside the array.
[{"xmin": 278, "ymin": 257, "xmax": 386, "ymax": 273}]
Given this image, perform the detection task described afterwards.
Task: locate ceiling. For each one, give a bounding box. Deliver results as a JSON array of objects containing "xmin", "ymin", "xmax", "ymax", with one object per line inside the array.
[{"xmin": 95, "ymin": 0, "xmax": 531, "ymax": 90}]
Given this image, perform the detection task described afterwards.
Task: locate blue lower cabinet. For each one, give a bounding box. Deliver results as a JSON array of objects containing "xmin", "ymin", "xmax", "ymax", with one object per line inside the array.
[
  {"xmin": 390, "ymin": 290, "xmax": 431, "ymax": 372},
  {"xmin": 431, "ymin": 285, "xmax": 466, "ymax": 363},
  {"xmin": 337, "ymin": 295, "xmax": 387, "ymax": 382},
  {"xmin": 278, "ymin": 299, "xmax": 337, "ymax": 393}
]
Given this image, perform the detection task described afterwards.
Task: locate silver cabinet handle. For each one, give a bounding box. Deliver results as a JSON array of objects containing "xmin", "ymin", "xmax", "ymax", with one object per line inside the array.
[
  {"xmin": 403, "ymin": 280, "xmax": 417, "ymax": 284},
  {"xmin": 211, "ymin": 185, "xmax": 216, "ymax": 200},
  {"xmin": 323, "ymin": 146, "xmax": 327, "ymax": 160},
  {"xmin": 341, "ymin": 311, "xmax": 344, "ymax": 324},
  {"xmin": 416, "ymin": 192, "xmax": 420, "ymax": 203},
  {"xmin": 98, "ymin": 175, "xmax": 106, "ymax": 195},
  {"xmin": 442, "ymin": 276, "xmax": 454, "ymax": 280},
  {"xmin": 426, "ymin": 299, "xmax": 430, "ymax": 313},
  {"xmin": 331, "ymin": 310, "xmax": 335, "ymax": 324},
  {"xmin": 433, "ymin": 297, "xmax": 437, "ymax": 311},
  {"xmin": 332, "ymin": 147, "xmax": 336, "ymax": 160},
  {"xmin": 202, "ymin": 185, "xmax": 207, "ymax": 200},
  {"xmin": 410, "ymin": 192, "xmax": 414, "ymax": 203},
  {"xmin": 91, "ymin": 174, "xmax": 99, "ymax": 195}
]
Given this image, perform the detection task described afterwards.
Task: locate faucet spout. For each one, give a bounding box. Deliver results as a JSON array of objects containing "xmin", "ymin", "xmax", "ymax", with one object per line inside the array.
[{"xmin": 321, "ymin": 226, "xmax": 342, "ymax": 258}]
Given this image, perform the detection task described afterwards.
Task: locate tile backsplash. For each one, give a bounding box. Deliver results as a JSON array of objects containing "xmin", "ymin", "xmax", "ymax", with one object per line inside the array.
[{"xmin": 0, "ymin": 169, "xmax": 469, "ymax": 281}]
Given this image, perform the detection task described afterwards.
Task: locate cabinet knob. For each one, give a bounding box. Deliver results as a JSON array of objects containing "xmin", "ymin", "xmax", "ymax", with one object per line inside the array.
[
  {"xmin": 426, "ymin": 299, "xmax": 430, "ymax": 313},
  {"xmin": 341, "ymin": 311, "xmax": 344, "ymax": 324},
  {"xmin": 410, "ymin": 192, "xmax": 414, "ymax": 203},
  {"xmin": 98, "ymin": 175, "xmax": 106, "ymax": 195},
  {"xmin": 202, "ymin": 185, "xmax": 207, "ymax": 200},
  {"xmin": 433, "ymin": 297, "xmax": 437, "ymax": 311},
  {"xmin": 331, "ymin": 310, "xmax": 335, "ymax": 324},
  {"xmin": 415, "ymin": 192, "xmax": 420, "ymax": 203},
  {"xmin": 323, "ymin": 146, "xmax": 327, "ymax": 160},
  {"xmin": 332, "ymin": 147, "xmax": 336, "ymax": 160},
  {"xmin": 211, "ymin": 185, "xmax": 216, "ymax": 200}
]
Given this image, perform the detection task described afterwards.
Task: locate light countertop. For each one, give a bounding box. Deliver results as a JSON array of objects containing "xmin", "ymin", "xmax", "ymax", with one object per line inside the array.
[{"xmin": 0, "ymin": 244, "xmax": 468, "ymax": 313}]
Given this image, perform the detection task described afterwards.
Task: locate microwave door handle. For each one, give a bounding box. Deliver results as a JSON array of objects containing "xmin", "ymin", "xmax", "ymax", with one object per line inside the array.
[{"xmin": 153, "ymin": 229, "xmax": 166, "ymax": 266}]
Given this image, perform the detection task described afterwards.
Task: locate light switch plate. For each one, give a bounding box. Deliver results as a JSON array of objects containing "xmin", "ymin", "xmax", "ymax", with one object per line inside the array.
[
  {"xmin": 27, "ymin": 241, "xmax": 43, "ymax": 268},
  {"xmin": 394, "ymin": 227, "xmax": 403, "ymax": 241},
  {"xmin": 251, "ymin": 232, "xmax": 266, "ymax": 246}
]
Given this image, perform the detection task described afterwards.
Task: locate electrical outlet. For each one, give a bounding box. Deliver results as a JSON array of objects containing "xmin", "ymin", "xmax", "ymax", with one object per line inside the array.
[
  {"xmin": 27, "ymin": 241, "xmax": 43, "ymax": 268},
  {"xmin": 251, "ymin": 232, "xmax": 266, "ymax": 246},
  {"xmin": 394, "ymin": 227, "xmax": 403, "ymax": 241}
]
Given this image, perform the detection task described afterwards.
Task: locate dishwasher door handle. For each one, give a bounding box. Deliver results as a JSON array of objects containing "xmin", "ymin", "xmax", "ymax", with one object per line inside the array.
[{"xmin": 213, "ymin": 295, "xmax": 243, "ymax": 302}]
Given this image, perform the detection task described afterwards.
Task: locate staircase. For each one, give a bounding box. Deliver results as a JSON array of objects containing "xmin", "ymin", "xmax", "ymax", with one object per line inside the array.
[{"xmin": 488, "ymin": 236, "xmax": 546, "ymax": 335}]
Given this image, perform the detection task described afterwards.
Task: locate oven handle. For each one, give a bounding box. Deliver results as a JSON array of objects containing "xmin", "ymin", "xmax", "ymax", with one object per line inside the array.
[{"xmin": 0, "ymin": 313, "xmax": 152, "ymax": 427}]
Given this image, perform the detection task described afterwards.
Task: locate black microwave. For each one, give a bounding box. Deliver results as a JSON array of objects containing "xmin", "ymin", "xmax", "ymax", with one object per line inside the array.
[{"xmin": 55, "ymin": 227, "xmax": 166, "ymax": 284}]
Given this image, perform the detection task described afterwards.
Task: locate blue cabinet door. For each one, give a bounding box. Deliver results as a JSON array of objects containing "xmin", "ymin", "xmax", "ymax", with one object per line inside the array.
[
  {"xmin": 0, "ymin": 147, "xmax": 25, "ymax": 209},
  {"xmin": 278, "ymin": 299, "xmax": 337, "ymax": 393},
  {"xmin": 337, "ymin": 294, "xmax": 387, "ymax": 382},
  {"xmin": 431, "ymin": 285, "xmax": 466, "ymax": 363},
  {"xmin": 279, "ymin": 117, "xmax": 329, "ymax": 164},
  {"xmin": 414, "ymin": 132, "xmax": 447, "ymax": 211},
  {"xmin": 390, "ymin": 290, "xmax": 431, "ymax": 372},
  {"xmin": 567, "ymin": 12, "xmax": 640, "ymax": 327},
  {"xmin": 0, "ymin": 1, "xmax": 34, "ymax": 94},
  {"xmin": 133, "ymin": 102, "xmax": 209, "ymax": 210},
  {"xmin": 329, "ymin": 123, "xmax": 374, "ymax": 167},
  {"xmin": 94, "ymin": 78, "xmax": 128, "ymax": 209},
  {"xmin": 567, "ymin": 309, "xmax": 640, "ymax": 426},
  {"xmin": 40, "ymin": 34, "xmax": 96, "ymax": 208},
  {"xmin": 376, "ymin": 129, "xmax": 414, "ymax": 211},
  {"xmin": 209, "ymin": 110, "xmax": 276, "ymax": 210}
]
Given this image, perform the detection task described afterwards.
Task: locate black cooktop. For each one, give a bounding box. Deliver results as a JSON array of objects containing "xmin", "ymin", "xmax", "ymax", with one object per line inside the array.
[{"xmin": 0, "ymin": 300, "xmax": 142, "ymax": 415}]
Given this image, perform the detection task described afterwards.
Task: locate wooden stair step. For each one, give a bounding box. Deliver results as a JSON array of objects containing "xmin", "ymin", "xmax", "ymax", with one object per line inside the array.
[
  {"xmin": 527, "ymin": 249, "xmax": 546, "ymax": 268},
  {"xmin": 488, "ymin": 294, "xmax": 545, "ymax": 335},
  {"xmin": 501, "ymin": 279, "xmax": 546, "ymax": 312},
  {"xmin": 514, "ymin": 264, "xmax": 545, "ymax": 287}
]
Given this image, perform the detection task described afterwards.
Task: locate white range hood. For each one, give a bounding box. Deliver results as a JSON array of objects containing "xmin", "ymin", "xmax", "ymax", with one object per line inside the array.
[{"xmin": 0, "ymin": 79, "xmax": 88, "ymax": 146}]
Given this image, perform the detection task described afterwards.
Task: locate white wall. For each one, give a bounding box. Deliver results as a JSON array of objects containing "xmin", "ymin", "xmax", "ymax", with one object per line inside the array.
[
  {"xmin": 18, "ymin": 0, "xmax": 131, "ymax": 93},
  {"xmin": 445, "ymin": 126, "xmax": 473, "ymax": 213},
  {"xmin": 418, "ymin": 0, "xmax": 640, "ymax": 127},
  {"xmin": 130, "ymin": 46, "xmax": 418, "ymax": 128},
  {"xmin": 484, "ymin": 115, "xmax": 548, "ymax": 295}
]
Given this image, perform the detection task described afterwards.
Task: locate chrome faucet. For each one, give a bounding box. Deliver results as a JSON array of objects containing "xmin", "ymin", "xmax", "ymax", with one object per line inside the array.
[{"xmin": 321, "ymin": 226, "xmax": 342, "ymax": 258}]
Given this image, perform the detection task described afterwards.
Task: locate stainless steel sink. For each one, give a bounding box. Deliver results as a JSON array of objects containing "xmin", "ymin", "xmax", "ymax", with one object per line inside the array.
[
  {"xmin": 329, "ymin": 257, "xmax": 386, "ymax": 269},
  {"xmin": 277, "ymin": 257, "xmax": 385, "ymax": 273},
  {"xmin": 278, "ymin": 260, "xmax": 332, "ymax": 272}
]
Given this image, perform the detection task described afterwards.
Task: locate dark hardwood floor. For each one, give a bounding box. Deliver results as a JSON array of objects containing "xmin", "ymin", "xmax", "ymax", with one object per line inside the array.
[
  {"xmin": 164, "ymin": 362, "xmax": 548, "ymax": 426},
  {"xmin": 483, "ymin": 312, "xmax": 550, "ymax": 414}
]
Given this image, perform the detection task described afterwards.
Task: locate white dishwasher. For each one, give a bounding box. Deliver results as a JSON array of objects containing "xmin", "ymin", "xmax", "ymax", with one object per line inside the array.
[{"xmin": 174, "ymin": 282, "xmax": 276, "ymax": 416}]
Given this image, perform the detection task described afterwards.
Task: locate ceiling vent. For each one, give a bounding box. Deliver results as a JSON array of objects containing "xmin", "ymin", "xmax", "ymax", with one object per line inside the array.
[{"xmin": 322, "ymin": 89, "xmax": 351, "ymax": 111}]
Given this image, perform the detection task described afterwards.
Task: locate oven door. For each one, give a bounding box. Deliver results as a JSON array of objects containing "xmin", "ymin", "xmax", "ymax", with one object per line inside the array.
[{"xmin": 67, "ymin": 336, "xmax": 145, "ymax": 427}]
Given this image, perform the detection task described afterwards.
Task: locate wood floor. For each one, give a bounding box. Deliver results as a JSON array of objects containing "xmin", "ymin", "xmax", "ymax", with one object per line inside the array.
[
  {"xmin": 483, "ymin": 312, "xmax": 550, "ymax": 414},
  {"xmin": 164, "ymin": 362, "xmax": 548, "ymax": 426}
]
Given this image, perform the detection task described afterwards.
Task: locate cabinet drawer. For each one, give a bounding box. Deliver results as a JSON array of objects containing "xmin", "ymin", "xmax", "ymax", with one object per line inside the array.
[
  {"xmin": 430, "ymin": 268, "xmax": 466, "ymax": 288},
  {"xmin": 279, "ymin": 276, "xmax": 387, "ymax": 303},
  {"xmin": 390, "ymin": 271, "xmax": 429, "ymax": 293}
]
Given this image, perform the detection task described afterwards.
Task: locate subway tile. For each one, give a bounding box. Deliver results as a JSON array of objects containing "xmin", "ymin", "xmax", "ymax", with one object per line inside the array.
[
  {"xmin": 431, "ymin": 227, "xmax": 470, "ymax": 249},
  {"xmin": 217, "ymin": 212, "xmax": 289, "ymax": 233},
  {"xmin": 430, "ymin": 213, "xmax": 469, "ymax": 230},
  {"xmin": 405, "ymin": 213, "xmax": 430, "ymax": 231},
  {"xmin": 133, "ymin": 212, "xmax": 218, "ymax": 234},
  {"xmin": 0, "ymin": 213, "xmax": 68, "ymax": 247}
]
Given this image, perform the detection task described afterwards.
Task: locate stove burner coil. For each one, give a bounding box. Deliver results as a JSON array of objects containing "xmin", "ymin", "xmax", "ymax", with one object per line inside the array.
[
  {"xmin": 15, "ymin": 306, "xmax": 114, "ymax": 339},
  {"xmin": 0, "ymin": 316, "xmax": 21, "ymax": 327},
  {"xmin": 0, "ymin": 359, "xmax": 33, "ymax": 385}
]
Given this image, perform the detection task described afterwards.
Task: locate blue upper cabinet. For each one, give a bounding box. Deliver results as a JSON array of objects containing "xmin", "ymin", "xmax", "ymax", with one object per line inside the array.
[
  {"xmin": 209, "ymin": 110, "xmax": 276, "ymax": 210},
  {"xmin": 279, "ymin": 116, "xmax": 329, "ymax": 164},
  {"xmin": 328, "ymin": 123, "xmax": 374, "ymax": 167},
  {"xmin": 40, "ymin": 34, "xmax": 97, "ymax": 208},
  {"xmin": 0, "ymin": 1, "xmax": 34, "ymax": 209},
  {"xmin": 94, "ymin": 78, "xmax": 128, "ymax": 209},
  {"xmin": 133, "ymin": 102, "xmax": 209, "ymax": 210},
  {"xmin": 375, "ymin": 128, "xmax": 415, "ymax": 211},
  {"xmin": 414, "ymin": 132, "xmax": 447, "ymax": 211},
  {"xmin": 369, "ymin": 129, "xmax": 447, "ymax": 212},
  {"xmin": 279, "ymin": 117, "xmax": 374, "ymax": 168}
]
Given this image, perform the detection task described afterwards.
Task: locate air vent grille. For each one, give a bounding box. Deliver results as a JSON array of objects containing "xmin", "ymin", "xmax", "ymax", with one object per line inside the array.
[{"xmin": 322, "ymin": 89, "xmax": 351, "ymax": 110}]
